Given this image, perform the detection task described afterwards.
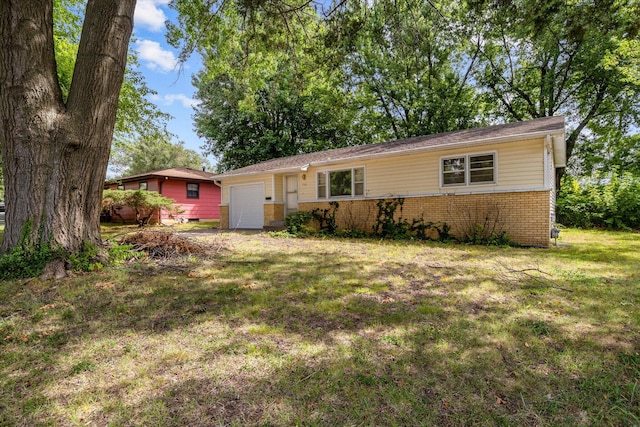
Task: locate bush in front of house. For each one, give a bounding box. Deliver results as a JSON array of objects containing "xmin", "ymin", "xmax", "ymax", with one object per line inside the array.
[{"xmin": 284, "ymin": 211, "xmax": 315, "ymax": 236}]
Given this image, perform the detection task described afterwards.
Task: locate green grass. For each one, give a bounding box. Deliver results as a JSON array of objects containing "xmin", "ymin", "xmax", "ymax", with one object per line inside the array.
[
  {"xmin": 0, "ymin": 220, "xmax": 218, "ymax": 243},
  {"xmin": 0, "ymin": 229, "xmax": 639, "ymax": 426}
]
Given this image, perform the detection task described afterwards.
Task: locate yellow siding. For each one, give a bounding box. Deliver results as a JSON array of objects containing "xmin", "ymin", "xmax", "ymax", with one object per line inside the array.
[
  {"xmin": 221, "ymin": 174, "xmax": 272, "ymax": 204},
  {"xmin": 273, "ymin": 175, "xmax": 284, "ymax": 202},
  {"xmin": 299, "ymin": 171, "xmax": 315, "ymax": 200},
  {"xmin": 298, "ymin": 137, "xmax": 545, "ymax": 201}
]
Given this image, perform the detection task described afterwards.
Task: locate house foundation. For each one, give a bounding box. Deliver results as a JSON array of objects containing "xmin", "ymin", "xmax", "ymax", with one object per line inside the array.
[{"xmin": 299, "ymin": 190, "xmax": 552, "ymax": 247}]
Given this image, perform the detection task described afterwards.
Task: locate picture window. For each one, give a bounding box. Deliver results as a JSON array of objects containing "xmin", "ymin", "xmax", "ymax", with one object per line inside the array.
[{"xmin": 317, "ymin": 167, "xmax": 365, "ymax": 198}]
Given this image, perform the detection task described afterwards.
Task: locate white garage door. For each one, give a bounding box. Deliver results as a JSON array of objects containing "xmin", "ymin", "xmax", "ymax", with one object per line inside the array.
[{"xmin": 230, "ymin": 184, "xmax": 264, "ymax": 229}]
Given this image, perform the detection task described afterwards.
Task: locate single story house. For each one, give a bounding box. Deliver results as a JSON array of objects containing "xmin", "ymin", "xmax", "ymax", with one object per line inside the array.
[
  {"xmin": 104, "ymin": 167, "xmax": 221, "ymax": 224},
  {"xmin": 213, "ymin": 116, "xmax": 566, "ymax": 246}
]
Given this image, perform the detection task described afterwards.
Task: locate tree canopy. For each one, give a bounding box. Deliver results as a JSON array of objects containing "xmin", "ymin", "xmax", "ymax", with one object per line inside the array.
[
  {"xmin": 170, "ymin": 0, "xmax": 639, "ymax": 179},
  {"xmin": 109, "ymin": 132, "xmax": 212, "ymax": 177},
  {"xmin": 470, "ymin": 0, "xmax": 640, "ymax": 180}
]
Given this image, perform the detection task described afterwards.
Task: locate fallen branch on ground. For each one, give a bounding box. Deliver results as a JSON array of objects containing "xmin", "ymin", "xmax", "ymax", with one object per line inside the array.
[
  {"xmin": 118, "ymin": 231, "xmax": 211, "ymax": 259},
  {"xmin": 495, "ymin": 261, "xmax": 573, "ymax": 292}
]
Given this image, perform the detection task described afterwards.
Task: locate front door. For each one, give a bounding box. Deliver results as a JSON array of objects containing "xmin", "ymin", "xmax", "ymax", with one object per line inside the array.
[{"xmin": 285, "ymin": 175, "xmax": 298, "ymax": 215}]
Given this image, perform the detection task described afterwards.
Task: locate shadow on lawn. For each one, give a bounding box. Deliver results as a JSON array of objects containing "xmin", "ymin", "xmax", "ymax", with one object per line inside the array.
[
  {"xmin": 94, "ymin": 304, "xmax": 640, "ymax": 426},
  {"xmin": 1, "ymin": 236, "xmax": 639, "ymax": 426}
]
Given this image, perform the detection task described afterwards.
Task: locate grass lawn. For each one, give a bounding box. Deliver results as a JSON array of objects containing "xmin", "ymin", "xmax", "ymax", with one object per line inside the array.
[{"xmin": 0, "ymin": 229, "xmax": 638, "ymax": 426}]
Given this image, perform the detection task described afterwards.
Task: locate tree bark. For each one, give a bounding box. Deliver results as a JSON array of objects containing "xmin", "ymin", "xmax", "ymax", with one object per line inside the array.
[{"xmin": 0, "ymin": 0, "xmax": 136, "ymax": 254}]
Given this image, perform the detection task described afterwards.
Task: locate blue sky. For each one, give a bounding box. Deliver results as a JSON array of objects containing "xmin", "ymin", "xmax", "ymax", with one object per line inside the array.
[{"xmin": 132, "ymin": 0, "xmax": 208, "ymax": 162}]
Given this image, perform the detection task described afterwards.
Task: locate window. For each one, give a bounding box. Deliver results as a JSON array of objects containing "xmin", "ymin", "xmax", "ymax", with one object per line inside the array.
[
  {"xmin": 469, "ymin": 154, "xmax": 494, "ymax": 183},
  {"xmin": 317, "ymin": 167, "xmax": 365, "ymax": 198},
  {"xmin": 117, "ymin": 184, "xmax": 124, "ymax": 190},
  {"xmin": 139, "ymin": 182, "xmax": 147, "ymax": 190},
  {"xmin": 330, "ymin": 170, "xmax": 352, "ymax": 197},
  {"xmin": 317, "ymin": 172, "xmax": 327, "ymax": 198},
  {"xmin": 442, "ymin": 153, "xmax": 495, "ymax": 186},
  {"xmin": 187, "ymin": 183, "xmax": 199, "ymax": 198},
  {"xmin": 442, "ymin": 157, "xmax": 466, "ymax": 186}
]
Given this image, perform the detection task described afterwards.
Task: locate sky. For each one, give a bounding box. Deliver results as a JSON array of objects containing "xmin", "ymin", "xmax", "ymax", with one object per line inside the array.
[{"xmin": 131, "ymin": 0, "xmax": 208, "ymax": 162}]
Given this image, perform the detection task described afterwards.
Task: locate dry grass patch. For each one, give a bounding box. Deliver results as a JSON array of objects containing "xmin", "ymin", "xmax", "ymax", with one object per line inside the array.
[{"xmin": 0, "ymin": 229, "xmax": 639, "ymax": 426}]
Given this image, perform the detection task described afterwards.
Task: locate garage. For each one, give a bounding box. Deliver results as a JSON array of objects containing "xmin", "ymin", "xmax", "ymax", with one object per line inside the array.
[{"xmin": 229, "ymin": 184, "xmax": 264, "ymax": 229}]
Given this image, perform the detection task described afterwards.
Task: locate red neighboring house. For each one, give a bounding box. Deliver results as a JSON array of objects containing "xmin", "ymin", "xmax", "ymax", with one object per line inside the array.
[{"xmin": 104, "ymin": 167, "xmax": 221, "ymax": 224}]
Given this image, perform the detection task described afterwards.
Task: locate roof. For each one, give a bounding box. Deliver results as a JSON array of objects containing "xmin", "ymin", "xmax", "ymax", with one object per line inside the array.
[
  {"xmin": 109, "ymin": 167, "xmax": 218, "ymax": 184},
  {"xmin": 213, "ymin": 116, "xmax": 565, "ymax": 179}
]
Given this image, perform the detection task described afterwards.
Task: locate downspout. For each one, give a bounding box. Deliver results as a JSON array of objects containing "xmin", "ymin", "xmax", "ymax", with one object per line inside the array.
[{"xmin": 544, "ymin": 135, "xmax": 552, "ymax": 190}]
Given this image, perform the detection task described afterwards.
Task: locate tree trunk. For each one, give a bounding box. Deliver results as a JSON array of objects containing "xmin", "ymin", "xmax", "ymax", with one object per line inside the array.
[{"xmin": 0, "ymin": 0, "xmax": 136, "ymax": 254}]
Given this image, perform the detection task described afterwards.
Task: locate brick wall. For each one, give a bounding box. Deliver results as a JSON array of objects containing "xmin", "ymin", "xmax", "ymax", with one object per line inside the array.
[
  {"xmin": 264, "ymin": 203, "xmax": 285, "ymax": 225},
  {"xmin": 299, "ymin": 191, "xmax": 551, "ymax": 247},
  {"xmin": 219, "ymin": 205, "xmax": 229, "ymax": 229}
]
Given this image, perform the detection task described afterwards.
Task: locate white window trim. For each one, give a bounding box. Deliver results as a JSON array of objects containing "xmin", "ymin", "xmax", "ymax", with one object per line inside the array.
[
  {"xmin": 316, "ymin": 166, "xmax": 366, "ymax": 199},
  {"xmin": 440, "ymin": 151, "xmax": 497, "ymax": 187}
]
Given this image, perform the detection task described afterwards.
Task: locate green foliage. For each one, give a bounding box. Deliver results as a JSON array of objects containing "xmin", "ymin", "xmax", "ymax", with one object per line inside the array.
[
  {"xmin": 194, "ymin": 61, "xmax": 358, "ymax": 172},
  {"xmin": 110, "ymin": 132, "xmax": 211, "ymax": 177},
  {"xmin": 344, "ymin": 0, "xmax": 483, "ymax": 140},
  {"xmin": 453, "ymin": 200, "xmax": 515, "ymax": 246},
  {"xmin": 372, "ymin": 198, "xmax": 449, "ymax": 242},
  {"xmin": 470, "ymin": 0, "xmax": 640, "ymax": 176},
  {"xmin": 557, "ymin": 174, "xmax": 640, "ymax": 230},
  {"xmin": 171, "ymin": 0, "xmax": 639, "ymax": 182},
  {"xmin": 312, "ymin": 202, "xmax": 339, "ymax": 234},
  {"xmin": 0, "ymin": 220, "xmax": 65, "ymax": 280},
  {"xmin": 68, "ymin": 243, "xmax": 102, "ymax": 272},
  {"xmin": 47, "ymin": 0, "xmax": 171, "ymax": 179},
  {"xmin": 462, "ymin": 227, "xmax": 513, "ymax": 246},
  {"xmin": 0, "ymin": 220, "xmax": 144, "ymax": 278},
  {"xmin": 284, "ymin": 211, "xmax": 314, "ymax": 237},
  {"xmin": 102, "ymin": 190, "xmax": 178, "ymax": 226},
  {"xmin": 107, "ymin": 243, "xmax": 142, "ymax": 265},
  {"xmin": 65, "ymin": 241, "xmax": 143, "ymax": 271},
  {"xmin": 373, "ymin": 199, "xmax": 410, "ymax": 239},
  {"xmin": 52, "ymin": 0, "xmax": 169, "ymax": 142},
  {"xmin": 338, "ymin": 228, "xmax": 369, "ymax": 239}
]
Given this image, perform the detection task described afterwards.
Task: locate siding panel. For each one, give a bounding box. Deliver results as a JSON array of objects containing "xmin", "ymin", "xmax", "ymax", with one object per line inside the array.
[
  {"xmin": 296, "ymin": 138, "xmax": 546, "ymax": 201},
  {"xmin": 161, "ymin": 180, "xmax": 220, "ymax": 220}
]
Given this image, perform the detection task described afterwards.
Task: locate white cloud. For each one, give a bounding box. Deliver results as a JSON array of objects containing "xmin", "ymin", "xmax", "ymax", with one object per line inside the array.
[
  {"xmin": 134, "ymin": 39, "xmax": 178, "ymax": 72},
  {"xmin": 134, "ymin": 0, "xmax": 170, "ymax": 32},
  {"xmin": 163, "ymin": 94, "xmax": 199, "ymax": 108},
  {"xmin": 150, "ymin": 93, "xmax": 198, "ymax": 108}
]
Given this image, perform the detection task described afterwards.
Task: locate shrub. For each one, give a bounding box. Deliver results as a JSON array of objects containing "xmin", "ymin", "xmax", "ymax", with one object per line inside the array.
[
  {"xmin": 372, "ymin": 198, "xmax": 449, "ymax": 241},
  {"xmin": 557, "ymin": 173, "xmax": 640, "ymax": 230},
  {"xmin": 102, "ymin": 189, "xmax": 179, "ymax": 226},
  {"xmin": 284, "ymin": 211, "xmax": 314, "ymax": 236}
]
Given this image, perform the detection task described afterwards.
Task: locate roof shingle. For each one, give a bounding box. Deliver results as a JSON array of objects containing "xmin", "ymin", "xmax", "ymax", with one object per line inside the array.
[
  {"xmin": 213, "ymin": 116, "xmax": 565, "ymax": 179},
  {"xmin": 111, "ymin": 167, "xmax": 217, "ymax": 183}
]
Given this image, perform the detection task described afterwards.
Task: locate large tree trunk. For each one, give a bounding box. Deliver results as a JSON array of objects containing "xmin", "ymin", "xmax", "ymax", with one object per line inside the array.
[{"xmin": 0, "ymin": 0, "xmax": 136, "ymax": 254}]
